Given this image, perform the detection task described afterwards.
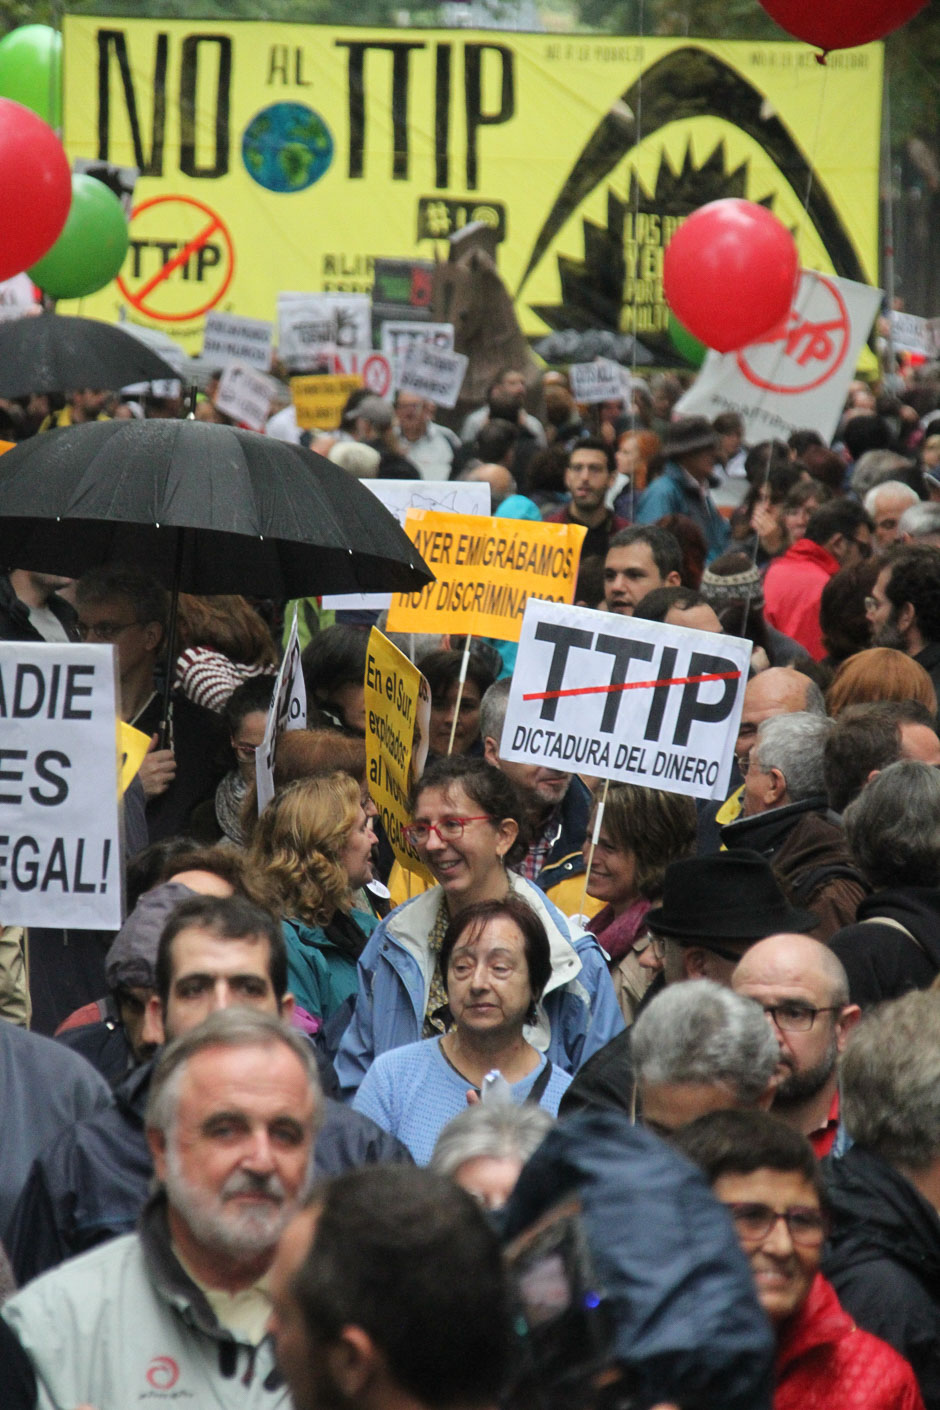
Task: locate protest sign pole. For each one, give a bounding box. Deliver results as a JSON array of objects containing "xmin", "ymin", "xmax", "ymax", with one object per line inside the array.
[
  {"xmin": 447, "ymin": 635, "xmax": 473, "ymax": 756},
  {"xmin": 579, "ymin": 778, "xmax": 609, "ymax": 920}
]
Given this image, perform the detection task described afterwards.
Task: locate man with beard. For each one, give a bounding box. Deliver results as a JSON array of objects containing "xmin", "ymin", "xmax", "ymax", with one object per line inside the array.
[
  {"xmin": 0, "ymin": 1009, "xmax": 320, "ymax": 1409},
  {"xmin": 865, "ymin": 543, "xmax": 940, "ymax": 700},
  {"xmin": 732, "ymin": 934, "xmax": 860, "ymax": 1157}
]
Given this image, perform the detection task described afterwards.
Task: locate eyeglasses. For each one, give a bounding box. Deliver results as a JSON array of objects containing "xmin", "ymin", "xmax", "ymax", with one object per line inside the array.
[
  {"xmin": 724, "ymin": 1202, "xmax": 827, "ymax": 1247},
  {"xmin": 762, "ymin": 1002, "xmax": 840, "ymax": 1033},
  {"xmin": 77, "ymin": 618, "xmax": 139, "ymax": 642},
  {"xmin": 646, "ymin": 933, "xmax": 745, "ymax": 966},
  {"xmin": 232, "ymin": 741, "xmax": 259, "ymax": 761},
  {"xmin": 402, "ymin": 815, "xmax": 491, "ymax": 847}
]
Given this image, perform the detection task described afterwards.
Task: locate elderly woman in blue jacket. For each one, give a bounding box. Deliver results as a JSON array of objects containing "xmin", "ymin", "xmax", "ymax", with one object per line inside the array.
[
  {"xmin": 334, "ymin": 756, "xmax": 623, "ymax": 1096},
  {"xmin": 248, "ymin": 773, "xmax": 379, "ymax": 1027}
]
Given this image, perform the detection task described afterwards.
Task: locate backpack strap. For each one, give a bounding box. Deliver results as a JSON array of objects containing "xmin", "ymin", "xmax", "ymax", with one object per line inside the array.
[
  {"xmin": 526, "ymin": 1059, "xmax": 553, "ymax": 1107},
  {"xmin": 858, "ymin": 914, "xmax": 930, "ymax": 960}
]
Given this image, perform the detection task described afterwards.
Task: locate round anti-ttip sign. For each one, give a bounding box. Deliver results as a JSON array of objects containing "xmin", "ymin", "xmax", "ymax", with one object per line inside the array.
[
  {"xmin": 116, "ymin": 195, "xmax": 235, "ymax": 324},
  {"xmin": 735, "ymin": 272, "xmax": 850, "ymax": 396}
]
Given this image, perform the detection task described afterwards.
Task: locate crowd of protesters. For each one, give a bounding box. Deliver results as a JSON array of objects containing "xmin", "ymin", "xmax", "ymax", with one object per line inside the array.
[{"xmin": 4, "ymin": 354, "xmax": 940, "ymax": 1410}]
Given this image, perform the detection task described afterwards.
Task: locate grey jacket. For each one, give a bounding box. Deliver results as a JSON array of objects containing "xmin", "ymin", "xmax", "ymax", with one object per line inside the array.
[{"xmin": 2, "ymin": 1193, "xmax": 288, "ymax": 1410}]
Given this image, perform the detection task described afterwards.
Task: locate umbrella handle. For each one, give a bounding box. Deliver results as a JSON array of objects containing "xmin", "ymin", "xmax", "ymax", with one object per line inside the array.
[{"xmin": 159, "ymin": 529, "xmax": 186, "ymax": 748}]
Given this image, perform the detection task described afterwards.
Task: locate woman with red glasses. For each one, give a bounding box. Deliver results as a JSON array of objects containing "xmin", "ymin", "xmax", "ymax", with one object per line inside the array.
[{"xmin": 334, "ymin": 756, "xmax": 622, "ymax": 1098}]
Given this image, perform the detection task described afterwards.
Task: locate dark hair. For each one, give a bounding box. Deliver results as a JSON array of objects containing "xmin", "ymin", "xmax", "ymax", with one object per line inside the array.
[
  {"xmin": 421, "ymin": 649, "xmax": 498, "ymax": 708},
  {"xmin": 302, "ymin": 626, "xmax": 369, "ymax": 730},
  {"xmin": 607, "ymin": 524, "xmax": 682, "ymax": 580},
  {"xmin": 842, "ymin": 414, "xmax": 893, "ymax": 460},
  {"xmin": 882, "ymin": 543, "xmax": 940, "ymax": 642},
  {"xmin": 126, "ymin": 837, "xmax": 200, "ymax": 911},
  {"xmin": 788, "ymin": 429, "xmax": 825, "ymax": 458},
  {"xmin": 800, "ymin": 444, "xmax": 848, "ymax": 494},
  {"xmin": 743, "ymin": 440, "xmax": 791, "ymax": 486},
  {"xmin": 294, "ymin": 1168, "xmax": 510, "ymax": 1409},
  {"xmin": 783, "ymin": 478, "xmax": 832, "ymax": 513},
  {"xmin": 804, "ymin": 500, "xmax": 873, "ymax": 549},
  {"xmin": 632, "ymin": 586, "xmax": 707, "ymax": 623},
  {"xmin": 411, "ymin": 756, "xmax": 530, "ymax": 866},
  {"xmin": 575, "ymin": 553, "xmax": 605, "ymax": 608},
  {"xmin": 713, "ymin": 412, "xmax": 744, "ymax": 437},
  {"xmin": 671, "ymin": 1109, "xmax": 822, "ymax": 1202},
  {"xmin": 824, "ymin": 700, "xmax": 937, "ymax": 814},
  {"xmin": 155, "ymin": 844, "xmax": 272, "ymax": 909},
  {"xmin": 819, "ymin": 560, "xmax": 880, "ymax": 664},
  {"xmin": 75, "ymin": 565, "xmax": 169, "ymax": 632},
  {"xmin": 440, "ymin": 896, "xmax": 553, "ymax": 1017},
  {"xmin": 223, "ymin": 676, "xmax": 275, "ymax": 735},
  {"xmin": 567, "ymin": 435, "xmax": 614, "ymax": 474},
  {"xmin": 654, "ymin": 513, "xmax": 706, "ymax": 589},
  {"xmin": 476, "ymin": 417, "xmax": 518, "ymax": 464},
  {"xmin": 525, "ymin": 444, "xmax": 568, "ymax": 496},
  {"xmin": 155, "ymin": 894, "xmax": 287, "ymax": 1011},
  {"xmin": 597, "ymin": 783, "xmax": 698, "ymax": 899}
]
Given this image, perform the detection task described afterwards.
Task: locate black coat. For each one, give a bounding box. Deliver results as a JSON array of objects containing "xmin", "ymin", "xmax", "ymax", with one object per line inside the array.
[
  {"xmin": 8, "ymin": 1056, "xmax": 412, "ymax": 1286},
  {"xmin": 823, "ymin": 1143, "xmax": 940, "ymax": 1410},
  {"xmin": 828, "ymin": 886, "xmax": 940, "ymax": 1008}
]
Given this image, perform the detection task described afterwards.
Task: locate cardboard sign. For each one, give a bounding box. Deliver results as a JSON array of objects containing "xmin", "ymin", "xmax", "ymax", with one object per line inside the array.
[
  {"xmin": 290, "ymin": 373, "xmax": 362, "ymax": 430},
  {"xmin": 889, "ymin": 310, "xmax": 928, "ymax": 356},
  {"xmin": 202, "ymin": 311, "xmax": 274, "ymax": 370},
  {"xmin": 277, "ymin": 294, "xmax": 336, "ymax": 371},
  {"xmin": 501, "ymin": 599, "xmax": 751, "ymax": 801},
  {"xmin": 364, "ymin": 629, "xmax": 433, "ymax": 881},
  {"xmin": 379, "ymin": 321, "xmax": 455, "ymax": 359},
  {"xmin": 386, "ymin": 509, "xmax": 585, "ymax": 643},
  {"xmin": 0, "ymin": 643, "xmax": 123, "ymax": 928},
  {"xmin": 396, "ymin": 343, "xmax": 468, "ymax": 409},
  {"xmin": 569, "ymin": 358, "xmax": 625, "ymax": 404},
  {"xmin": 322, "ymin": 480, "xmax": 489, "ymax": 611},
  {"xmin": 214, "ymin": 362, "xmax": 277, "ymax": 431},
  {"xmin": 256, "ymin": 608, "xmax": 307, "ymax": 813},
  {"xmin": 676, "ymin": 271, "xmax": 882, "ymax": 446}
]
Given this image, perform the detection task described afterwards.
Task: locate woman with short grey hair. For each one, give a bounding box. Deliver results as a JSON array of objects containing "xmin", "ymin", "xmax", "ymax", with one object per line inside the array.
[
  {"xmin": 430, "ymin": 1101, "xmax": 553, "ymax": 1210},
  {"xmin": 830, "ymin": 760, "xmax": 940, "ymax": 1007}
]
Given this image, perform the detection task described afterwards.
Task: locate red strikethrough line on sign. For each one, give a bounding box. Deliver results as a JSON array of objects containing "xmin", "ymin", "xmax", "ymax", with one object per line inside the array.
[
  {"xmin": 522, "ymin": 670, "xmax": 742, "ymax": 703},
  {"xmin": 134, "ymin": 216, "xmax": 223, "ymax": 301}
]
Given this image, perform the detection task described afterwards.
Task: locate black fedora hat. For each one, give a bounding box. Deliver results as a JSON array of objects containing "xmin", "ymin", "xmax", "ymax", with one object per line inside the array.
[
  {"xmin": 661, "ymin": 416, "xmax": 719, "ymax": 461},
  {"xmin": 645, "ymin": 851, "xmax": 817, "ymax": 942}
]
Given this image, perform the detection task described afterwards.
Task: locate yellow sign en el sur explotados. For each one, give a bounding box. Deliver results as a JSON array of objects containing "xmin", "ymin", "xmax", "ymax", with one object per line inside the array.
[
  {"xmin": 386, "ymin": 510, "xmax": 585, "ymax": 643},
  {"xmin": 364, "ymin": 629, "xmax": 433, "ymax": 880},
  {"xmin": 290, "ymin": 374, "xmax": 363, "ymax": 430}
]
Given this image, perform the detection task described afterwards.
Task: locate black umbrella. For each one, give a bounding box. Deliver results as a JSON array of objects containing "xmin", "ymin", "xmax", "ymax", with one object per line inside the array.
[
  {"xmin": 0, "ymin": 313, "xmax": 179, "ymax": 397},
  {"xmin": 0, "ymin": 418, "xmax": 433, "ymax": 733}
]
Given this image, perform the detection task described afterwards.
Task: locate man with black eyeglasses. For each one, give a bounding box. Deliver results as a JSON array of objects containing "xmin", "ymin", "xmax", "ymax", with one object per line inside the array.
[{"xmin": 732, "ymin": 933, "xmax": 860, "ymax": 1158}]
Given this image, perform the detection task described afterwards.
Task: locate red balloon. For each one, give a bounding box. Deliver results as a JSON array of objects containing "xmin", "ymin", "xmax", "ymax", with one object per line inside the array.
[
  {"xmin": 0, "ymin": 97, "xmax": 71, "ymax": 283},
  {"xmin": 759, "ymin": 0, "xmax": 927, "ymax": 53},
  {"xmin": 663, "ymin": 199, "xmax": 799, "ymax": 354}
]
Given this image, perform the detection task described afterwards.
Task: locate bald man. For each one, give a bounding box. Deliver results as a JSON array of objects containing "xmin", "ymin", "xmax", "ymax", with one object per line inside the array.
[
  {"xmin": 460, "ymin": 462, "xmax": 517, "ymax": 509},
  {"xmin": 732, "ymin": 934, "xmax": 860, "ymax": 1157}
]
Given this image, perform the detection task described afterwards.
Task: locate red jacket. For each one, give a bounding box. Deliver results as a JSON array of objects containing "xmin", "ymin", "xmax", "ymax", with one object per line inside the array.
[
  {"xmin": 764, "ymin": 538, "xmax": 841, "ymax": 660},
  {"xmin": 776, "ymin": 1273, "xmax": 924, "ymax": 1410}
]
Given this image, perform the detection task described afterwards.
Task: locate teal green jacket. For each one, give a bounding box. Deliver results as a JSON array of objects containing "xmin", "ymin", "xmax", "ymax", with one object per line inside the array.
[{"xmin": 282, "ymin": 909, "xmax": 378, "ymax": 1022}]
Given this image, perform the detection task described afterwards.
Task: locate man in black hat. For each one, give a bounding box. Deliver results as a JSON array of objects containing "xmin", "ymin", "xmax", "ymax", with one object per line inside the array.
[
  {"xmin": 559, "ymin": 851, "xmax": 816, "ymax": 1115},
  {"xmin": 634, "ymin": 416, "xmax": 730, "ymax": 562}
]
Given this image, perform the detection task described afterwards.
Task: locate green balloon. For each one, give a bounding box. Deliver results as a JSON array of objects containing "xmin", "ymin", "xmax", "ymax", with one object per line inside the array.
[
  {"xmin": 0, "ymin": 25, "xmax": 61, "ymax": 128},
  {"xmin": 28, "ymin": 173, "xmax": 129, "ymax": 300},
  {"xmin": 668, "ymin": 311, "xmax": 707, "ymax": 370}
]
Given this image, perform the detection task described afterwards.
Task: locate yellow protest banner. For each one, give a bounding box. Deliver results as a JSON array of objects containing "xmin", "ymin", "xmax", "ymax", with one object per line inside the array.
[
  {"xmin": 119, "ymin": 721, "xmax": 151, "ymax": 794},
  {"xmin": 364, "ymin": 629, "xmax": 433, "ymax": 881},
  {"xmin": 290, "ymin": 374, "xmax": 362, "ymax": 430},
  {"xmin": 61, "ymin": 17, "xmax": 881, "ymax": 364},
  {"xmin": 386, "ymin": 510, "xmax": 585, "ymax": 642}
]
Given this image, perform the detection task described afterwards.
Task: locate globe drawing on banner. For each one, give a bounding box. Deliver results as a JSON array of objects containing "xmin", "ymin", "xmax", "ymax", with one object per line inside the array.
[{"xmin": 241, "ymin": 102, "xmax": 333, "ymax": 193}]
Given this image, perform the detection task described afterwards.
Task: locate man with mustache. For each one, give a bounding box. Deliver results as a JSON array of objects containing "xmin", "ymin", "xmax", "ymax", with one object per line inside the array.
[{"xmin": 1, "ymin": 1008, "xmax": 321, "ymax": 1409}]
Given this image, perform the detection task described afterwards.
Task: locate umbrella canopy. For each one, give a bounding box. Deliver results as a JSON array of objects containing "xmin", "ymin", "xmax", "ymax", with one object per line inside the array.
[
  {"xmin": 0, "ymin": 418, "xmax": 433, "ymax": 598},
  {"xmin": 0, "ymin": 313, "xmax": 179, "ymax": 398}
]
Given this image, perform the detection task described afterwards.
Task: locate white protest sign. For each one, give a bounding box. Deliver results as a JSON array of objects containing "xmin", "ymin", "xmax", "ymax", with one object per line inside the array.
[
  {"xmin": 397, "ymin": 343, "xmax": 468, "ymax": 409},
  {"xmin": 0, "ymin": 273, "xmax": 38, "ymax": 323},
  {"xmin": 675, "ymin": 271, "xmax": 883, "ymax": 446},
  {"xmin": 322, "ymin": 479, "xmax": 489, "ymax": 611},
  {"xmin": 380, "ymin": 321, "xmax": 455, "ymax": 360},
  {"xmin": 277, "ymin": 294, "xmax": 335, "ymax": 370},
  {"xmin": 214, "ymin": 363, "xmax": 277, "ymax": 432},
  {"xmin": 0, "ymin": 643, "xmax": 123, "ymax": 928},
  {"xmin": 890, "ymin": 310, "xmax": 928, "ymax": 356},
  {"xmin": 569, "ymin": 358, "xmax": 625, "ymax": 404},
  {"xmin": 501, "ymin": 599, "xmax": 751, "ymax": 802},
  {"xmin": 202, "ymin": 311, "xmax": 274, "ymax": 371},
  {"xmin": 256, "ymin": 608, "xmax": 307, "ymax": 813},
  {"xmin": 324, "ymin": 293, "xmax": 372, "ymax": 348}
]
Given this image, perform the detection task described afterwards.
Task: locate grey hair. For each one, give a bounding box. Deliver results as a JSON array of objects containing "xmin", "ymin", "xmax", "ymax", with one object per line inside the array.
[
  {"xmin": 844, "ymin": 759, "xmax": 940, "ymax": 889},
  {"xmin": 145, "ymin": 1009, "xmax": 323, "ymax": 1138},
  {"xmin": 480, "ymin": 676, "xmax": 512, "ymax": 748},
  {"xmin": 631, "ymin": 979, "xmax": 780, "ymax": 1106},
  {"xmin": 800, "ymin": 677, "xmax": 828, "ymax": 718},
  {"xmin": 841, "ymin": 989, "xmax": 940, "ymax": 1169},
  {"xmin": 430, "ymin": 1102, "xmax": 554, "ymax": 1180},
  {"xmin": 752, "ymin": 711, "xmax": 833, "ymax": 803},
  {"xmin": 851, "ymin": 450, "xmax": 915, "ymax": 498},
  {"xmin": 899, "ymin": 502, "xmax": 940, "ymax": 541},
  {"xmin": 863, "ymin": 481, "xmax": 920, "ymax": 518}
]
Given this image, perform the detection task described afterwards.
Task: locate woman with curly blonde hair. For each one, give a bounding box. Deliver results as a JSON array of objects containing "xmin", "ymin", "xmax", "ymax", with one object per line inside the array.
[{"xmin": 248, "ymin": 772, "xmax": 378, "ymax": 1028}]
